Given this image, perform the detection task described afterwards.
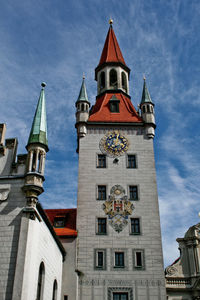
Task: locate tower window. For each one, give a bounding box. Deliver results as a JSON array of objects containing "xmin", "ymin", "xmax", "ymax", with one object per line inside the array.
[
  {"xmin": 131, "ymin": 218, "xmax": 140, "ymax": 234},
  {"xmin": 97, "ymin": 218, "xmax": 107, "ymax": 234},
  {"xmin": 133, "ymin": 249, "xmax": 145, "ymax": 269},
  {"xmin": 97, "ymin": 154, "xmax": 106, "ymax": 168},
  {"xmin": 110, "ymin": 69, "xmax": 117, "ymax": 89},
  {"xmin": 127, "ymin": 155, "xmax": 137, "ymax": 168},
  {"xmin": 115, "ymin": 252, "xmax": 124, "ymax": 268},
  {"xmin": 142, "ymin": 106, "xmax": 146, "ymax": 113},
  {"xmin": 94, "ymin": 249, "xmax": 106, "ymax": 270},
  {"xmin": 147, "ymin": 105, "xmax": 150, "ymax": 113},
  {"xmin": 129, "ymin": 186, "xmax": 138, "ymax": 200},
  {"xmin": 100, "ymin": 71, "xmax": 105, "ymax": 89},
  {"xmin": 121, "ymin": 72, "xmax": 127, "ymax": 93},
  {"xmin": 81, "ymin": 103, "xmax": 85, "ymax": 111},
  {"xmin": 97, "ymin": 185, "xmax": 107, "ymax": 200}
]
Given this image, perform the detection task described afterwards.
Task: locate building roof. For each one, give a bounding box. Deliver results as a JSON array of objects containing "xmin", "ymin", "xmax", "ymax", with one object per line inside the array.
[
  {"xmin": 45, "ymin": 208, "xmax": 77, "ymax": 238},
  {"xmin": 88, "ymin": 93, "xmax": 142, "ymax": 123},
  {"xmin": 27, "ymin": 83, "xmax": 48, "ymax": 150},
  {"xmin": 76, "ymin": 77, "xmax": 90, "ymax": 105},
  {"xmin": 98, "ymin": 25, "xmax": 127, "ymax": 67}
]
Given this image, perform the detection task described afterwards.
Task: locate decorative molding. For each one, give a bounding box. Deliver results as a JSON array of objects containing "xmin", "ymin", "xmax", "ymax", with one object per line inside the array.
[
  {"xmin": 165, "ymin": 265, "xmax": 178, "ymax": 276},
  {"xmin": 79, "ymin": 277, "xmax": 165, "ymax": 287},
  {"xmin": 87, "ymin": 127, "xmax": 144, "ymax": 135}
]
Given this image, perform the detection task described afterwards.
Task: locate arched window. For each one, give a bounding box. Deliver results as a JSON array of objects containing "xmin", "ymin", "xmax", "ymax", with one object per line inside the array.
[
  {"xmin": 81, "ymin": 103, "xmax": 84, "ymax": 111},
  {"xmin": 100, "ymin": 72, "xmax": 105, "ymax": 89},
  {"xmin": 121, "ymin": 72, "xmax": 127, "ymax": 93},
  {"xmin": 52, "ymin": 280, "xmax": 58, "ymax": 300},
  {"xmin": 36, "ymin": 262, "xmax": 45, "ymax": 300},
  {"xmin": 147, "ymin": 105, "xmax": 150, "ymax": 113},
  {"xmin": 109, "ymin": 69, "xmax": 117, "ymax": 89},
  {"xmin": 142, "ymin": 106, "xmax": 146, "ymax": 113}
]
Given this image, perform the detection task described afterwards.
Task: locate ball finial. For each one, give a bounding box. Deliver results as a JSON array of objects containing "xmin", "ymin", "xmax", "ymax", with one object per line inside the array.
[
  {"xmin": 41, "ymin": 82, "xmax": 46, "ymax": 88},
  {"xmin": 83, "ymin": 73, "xmax": 85, "ymax": 80},
  {"xmin": 109, "ymin": 18, "xmax": 113, "ymax": 25},
  {"xmin": 143, "ymin": 74, "xmax": 146, "ymax": 81}
]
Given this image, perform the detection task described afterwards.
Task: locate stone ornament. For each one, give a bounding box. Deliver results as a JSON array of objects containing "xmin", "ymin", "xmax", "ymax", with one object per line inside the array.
[
  {"xmin": 0, "ymin": 185, "xmax": 10, "ymax": 201},
  {"xmin": 99, "ymin": 131, "xmax": 129, "ymax": 157},
  {"xmin": 102, "ymin": 185, "xmax": 134, "ymax": 233},
  {"xmin": 165, "ymin": 266, "xmax": 178, "ymax": 276}
]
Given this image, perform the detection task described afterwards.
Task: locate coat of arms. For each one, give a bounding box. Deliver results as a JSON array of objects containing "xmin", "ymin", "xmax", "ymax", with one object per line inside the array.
[{"xmin": 102, "ymin": 185, "xmax": 134, "ymax": 233}]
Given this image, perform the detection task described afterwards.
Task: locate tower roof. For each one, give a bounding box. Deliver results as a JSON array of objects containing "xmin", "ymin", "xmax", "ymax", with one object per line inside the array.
[
  {"xmin": 76, "ymin": 76, "xmax": 90, "ymax": 105},
  {"xmin": 27, "ymin": 83, "xmax": 48, "ymax": 150},
  {"xmin": 95, "ymin": 23, "xmax": 130, "ymax": 80},
  {"xmin": 98, "ymin": 24, "xmax": 126, "ymax": 66},
  {"xmin": 140, "ymin": 78, "xmax": 153, "ymax": 105}
]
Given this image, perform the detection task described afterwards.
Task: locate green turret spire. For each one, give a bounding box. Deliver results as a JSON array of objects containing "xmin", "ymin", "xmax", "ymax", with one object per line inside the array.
[
  {"xmin": 27, "ymin": 83, "xmax": 48, "ymax": 150},
  {"xmin": 140, "ymin": 77, "xmax": 153, "ymax": 105},
  {"xmin": 76, "ymin": 76, "xmax": 90, "ymax": 104}
]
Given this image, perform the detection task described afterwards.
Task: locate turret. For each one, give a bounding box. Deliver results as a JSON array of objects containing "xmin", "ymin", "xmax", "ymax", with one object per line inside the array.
[
  {"xmin": 75, "ymin": 76, "xmax": 90, "ymax": 139},
  {"xmin": 23, "ymin": 82, "xmax": 48, "ymax": 207},
  {"xmin": 95, "ymin": 19, "xmax": 130, "ymax": 96},
  {"xmin": 140, "ymin": 78, "xmax": 156, "ymax": 138}
]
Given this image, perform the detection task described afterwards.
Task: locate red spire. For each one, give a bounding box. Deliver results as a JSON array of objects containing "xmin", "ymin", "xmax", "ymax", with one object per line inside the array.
[{"xmin": 98, "ymin": 25, "xmax": 127, "ymax": 66}]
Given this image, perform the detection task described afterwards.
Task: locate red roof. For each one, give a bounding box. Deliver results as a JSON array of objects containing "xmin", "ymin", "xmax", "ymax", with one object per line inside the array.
[
  {"xmin": 45, "ymin": 209, "xmax": 77, "ymax": 238},
  {"xmin": 98, "ymin": 25, "xmax": 126, "ymax": 66},
  {"xmin": 88, "ymin": 93, "xmax": 142, "ymax": 123}
]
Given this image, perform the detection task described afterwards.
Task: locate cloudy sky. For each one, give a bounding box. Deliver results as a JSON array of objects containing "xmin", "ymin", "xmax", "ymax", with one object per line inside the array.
[{"xmin": 0, "ymin": 0, "xmax": 200, "ymax": 267}]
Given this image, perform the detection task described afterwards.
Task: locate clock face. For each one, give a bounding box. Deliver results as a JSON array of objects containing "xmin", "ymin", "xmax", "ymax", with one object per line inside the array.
[{"xmin": 99, "ymin": 131, "xmax": 129, "ymax": 157}]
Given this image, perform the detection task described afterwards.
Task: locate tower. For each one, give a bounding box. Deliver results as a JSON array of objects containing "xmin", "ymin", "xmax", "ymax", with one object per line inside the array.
[
  {"xmin": 23, "ymin": 82, "xmax": 48, "ymax": 208},
  {"xmin": 75, "ymin": 21, "xmax": 166, "ymax": 300}
]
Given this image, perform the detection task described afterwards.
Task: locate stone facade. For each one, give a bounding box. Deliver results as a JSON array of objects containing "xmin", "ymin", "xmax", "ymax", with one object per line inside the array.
[{"xmin": 76, "ymin": 125, "xmax": 166, "ymax": 300}]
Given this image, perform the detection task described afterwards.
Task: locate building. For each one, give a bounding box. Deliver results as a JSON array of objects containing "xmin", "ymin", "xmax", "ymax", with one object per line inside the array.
[
  {"xmin": 0, "ymin": 20, "xmax": 197, "ymax": 300},
  {"xmin": 165, "ymin": 223, "xmax": 200, "ymax": 299}
]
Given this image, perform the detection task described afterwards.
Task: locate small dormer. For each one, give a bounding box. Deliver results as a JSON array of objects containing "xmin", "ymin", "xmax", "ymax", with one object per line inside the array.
[{"xmin": 109, "ymin": 95, "xmax": 120, "ymax": 113}]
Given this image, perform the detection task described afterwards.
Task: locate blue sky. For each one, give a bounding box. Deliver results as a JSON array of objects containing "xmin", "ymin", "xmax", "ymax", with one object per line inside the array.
[{"xmin": 0, "ymin": 0, "xmax": 200, "ymax": 267}]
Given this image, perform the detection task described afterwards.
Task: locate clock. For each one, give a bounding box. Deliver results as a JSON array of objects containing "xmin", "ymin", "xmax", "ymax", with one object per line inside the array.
[{"xmin": 99, "ymin": 131, "xmax": 129, "ymax": 157}]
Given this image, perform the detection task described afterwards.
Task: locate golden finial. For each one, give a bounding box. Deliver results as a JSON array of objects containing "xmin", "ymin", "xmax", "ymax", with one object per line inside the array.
[
  {"xmin": 109, "ymin": 18, "xmax": 113, "ymax": 25},
  {"xmin": 83, "ymin": 73, "xmax": 85, "ymax": 80},
  {"xmin": 143, "ymin": 74, "xmax": 146, "ymax": 81}
]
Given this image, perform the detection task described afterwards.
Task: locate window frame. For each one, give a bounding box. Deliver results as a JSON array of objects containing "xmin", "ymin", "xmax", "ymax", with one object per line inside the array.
[
  {"xmin": 111, "ymin": 248, "xmax": 128, "ymax": 271},
  {"xmin": 94, "ymin": 249, "xmax": 107, "ymax": 270},
  {"xmin": 114, "ymin": 252, "xmax": 125, "ymax": 268},
  {"xmin": 96, "ymin": 217, "xmax": 107, "ymax": 235},
  {"xmin": 129, "ymin": 185, "xmax": 139, "ymax": 200},
  {"xmin": 108, "ymin": 287, "xmax": 133, "ymax": 300},
  {"xmin": 97, "ymin": 154, "xmax": 107, "ymax": 168},
  {"xmin": 126, "ymin": 154, "xmax": 137, "ymax": 169},
  {"xmin": 97, "ymin": 185, "xmax": 107, "ymax": 200},
  {"xmin": 130, "ymin": 218, "xmax": 141, "ymax": 235},
  {"xmin": 133, "ymin": 249, "xmax": 145, "ymax": 270}
]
